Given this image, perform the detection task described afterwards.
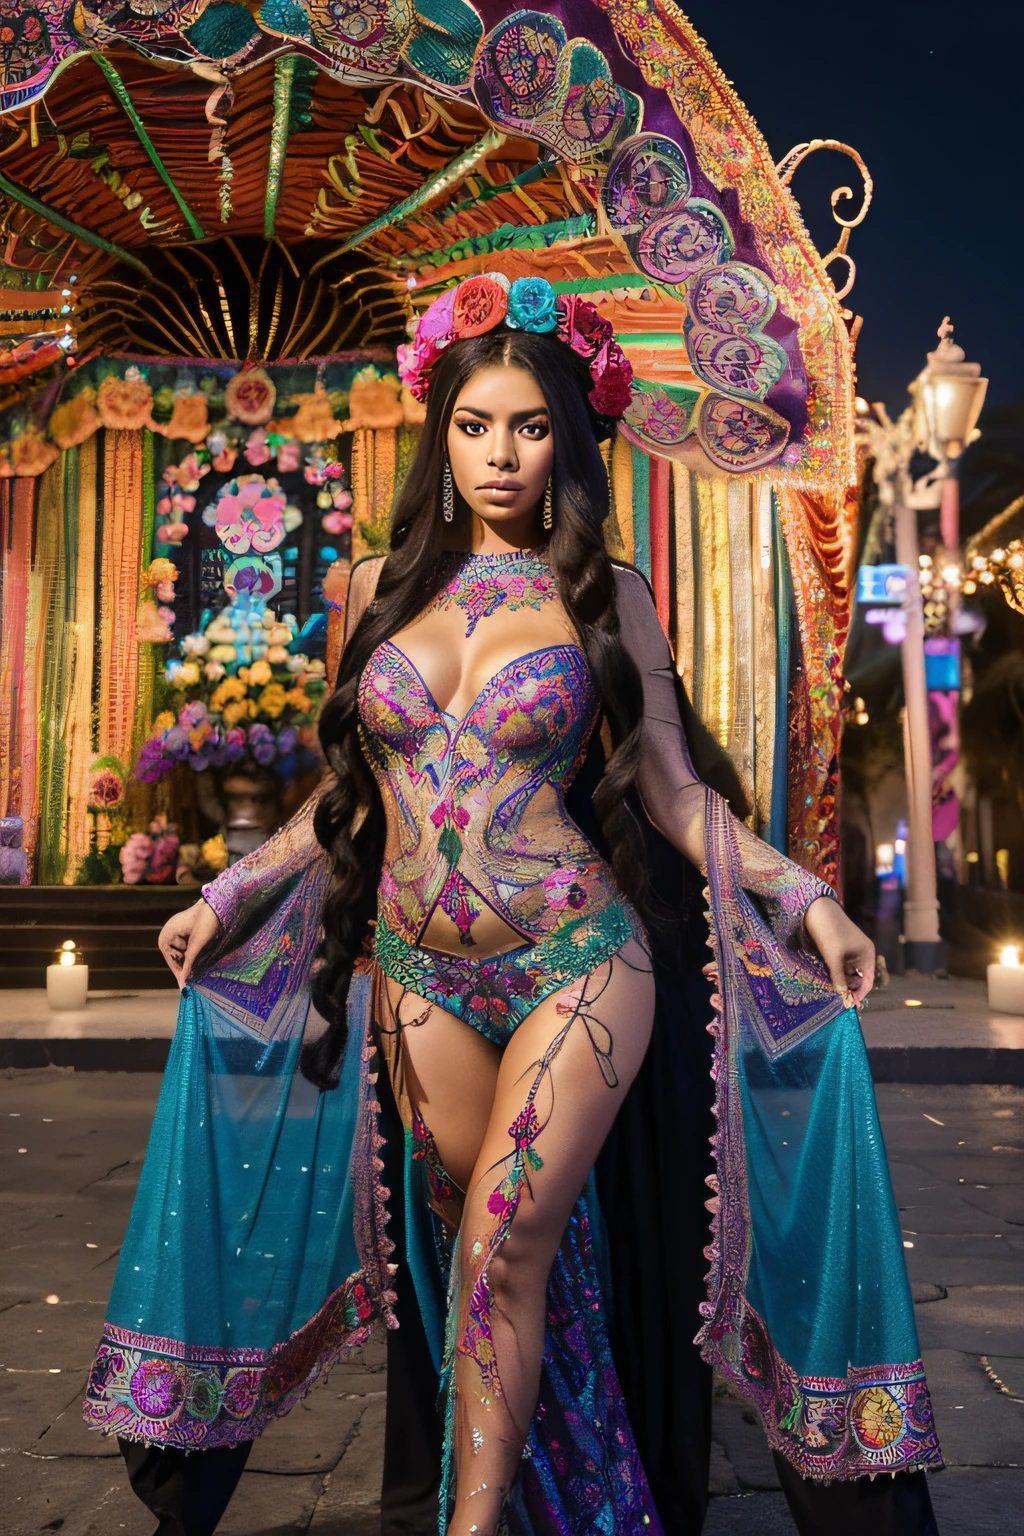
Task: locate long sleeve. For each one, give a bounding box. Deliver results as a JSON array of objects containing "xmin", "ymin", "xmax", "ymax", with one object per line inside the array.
[
  {"xmin": 201, "ymin": 782, "xmax": 326, "ymax": 934},
  {"xmin": 613, "ymin": 563, "xmax": 834, "ymax": 943}
]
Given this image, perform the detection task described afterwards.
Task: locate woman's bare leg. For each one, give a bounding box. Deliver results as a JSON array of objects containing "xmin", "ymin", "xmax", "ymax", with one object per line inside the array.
[
  {"xmin": 381, "ymin": 978, "xmax": 501, "ymax": 1194},
  {"xmin": 446, "ymin": 937, "xmax": 654, "ymax": 1536}
]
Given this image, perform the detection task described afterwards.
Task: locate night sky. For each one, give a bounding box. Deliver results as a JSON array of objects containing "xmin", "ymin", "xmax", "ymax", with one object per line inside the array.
[{"xmin": 683, "ymin": 1, "xmax": 1020, "ymax": 414}]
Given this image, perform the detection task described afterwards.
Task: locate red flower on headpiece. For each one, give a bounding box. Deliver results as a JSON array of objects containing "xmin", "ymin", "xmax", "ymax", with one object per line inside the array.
[
  {"xmin": 556, "ymin": 294, "xmax": 614, "ymax": 359},
  {"xmin": 589, "ymin": 340, "xmax": 634, "ymax": 417},
  {"xmin": 452, "ymin": 275, "xmax": 508, "ymax": 338}
]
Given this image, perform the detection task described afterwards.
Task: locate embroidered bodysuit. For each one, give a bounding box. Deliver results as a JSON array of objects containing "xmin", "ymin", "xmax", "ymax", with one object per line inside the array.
[{"xmin": 357, "ymin": 551, "xmax": 643, "ymax": 1039}]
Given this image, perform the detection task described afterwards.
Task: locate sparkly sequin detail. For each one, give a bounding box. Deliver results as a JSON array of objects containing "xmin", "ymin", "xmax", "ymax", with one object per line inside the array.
[{"xmin": 427, "ymin": 548, "xmax": 557, "ymax": 637}]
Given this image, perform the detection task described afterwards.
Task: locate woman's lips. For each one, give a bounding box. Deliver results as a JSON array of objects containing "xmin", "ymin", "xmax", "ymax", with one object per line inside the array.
[{"xmin": 478, "ymin": 480, "xmax": 524, "ymax": 503}]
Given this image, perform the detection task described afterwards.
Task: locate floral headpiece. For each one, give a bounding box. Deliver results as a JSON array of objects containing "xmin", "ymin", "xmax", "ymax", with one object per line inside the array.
[{"xmin": 397, "ymin": 274, "xmax": 633, "ymax": 419}]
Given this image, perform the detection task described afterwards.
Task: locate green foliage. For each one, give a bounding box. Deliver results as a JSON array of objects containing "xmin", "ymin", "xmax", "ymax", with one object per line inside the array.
[{"xmin": 75, "ymin": 844, "xmax": 123, "ymax": 885}]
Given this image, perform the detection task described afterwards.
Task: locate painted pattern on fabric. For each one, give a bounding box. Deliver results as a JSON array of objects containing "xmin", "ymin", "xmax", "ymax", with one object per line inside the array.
[{"xmin": 357, "ymin": 551, "xmax": 624, "ymax": 956}]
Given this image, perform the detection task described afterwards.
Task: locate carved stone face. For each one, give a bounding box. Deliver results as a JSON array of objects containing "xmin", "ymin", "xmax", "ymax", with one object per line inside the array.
[{"xmin": 221, "ymin": 770, "xmax": 280, "ymax": 837}]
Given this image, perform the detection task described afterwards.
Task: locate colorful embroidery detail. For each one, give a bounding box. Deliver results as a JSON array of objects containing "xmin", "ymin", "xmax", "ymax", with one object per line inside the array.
[{"xmin": 428, "ymin": 549, "xmax": 557, "ymax": 638}]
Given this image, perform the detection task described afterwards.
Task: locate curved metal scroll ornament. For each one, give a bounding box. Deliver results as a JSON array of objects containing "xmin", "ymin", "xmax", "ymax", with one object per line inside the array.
[
  {"xmin": 772, "ymin": 141, "xmax": 871, "ymax": 885},
  {"xmin": 775, "ymin": 139, "xmax": 873, "ymax": 303}
]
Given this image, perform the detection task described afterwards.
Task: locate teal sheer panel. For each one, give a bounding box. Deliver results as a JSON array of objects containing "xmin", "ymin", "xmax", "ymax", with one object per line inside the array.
[{"xmin": 741, "ymin": 1009, "xmax": 920, "ymax": 1377}]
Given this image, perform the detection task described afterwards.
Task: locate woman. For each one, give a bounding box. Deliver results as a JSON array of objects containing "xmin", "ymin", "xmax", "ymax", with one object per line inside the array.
[{"xmin": 92, "ymin": 276, "xmax": 939, "ymax": 1535}]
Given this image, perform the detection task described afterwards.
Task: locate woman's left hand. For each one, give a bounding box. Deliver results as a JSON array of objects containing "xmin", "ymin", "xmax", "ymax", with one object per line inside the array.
[{"xmin": 804, "ymin": 896, "xmax": 875, "ymax": 1008}]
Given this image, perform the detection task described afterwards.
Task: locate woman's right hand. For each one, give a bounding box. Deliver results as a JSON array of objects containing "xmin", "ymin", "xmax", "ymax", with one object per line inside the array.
[{"xmin": 158, "ymin": 899, "xmax": 222, "ymax": 988}]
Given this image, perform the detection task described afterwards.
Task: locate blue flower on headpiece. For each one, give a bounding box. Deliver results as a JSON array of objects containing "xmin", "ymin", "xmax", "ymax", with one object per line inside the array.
[{"xmin": 506, "ymin": 277, "xmax": 558, "ymax": 333}]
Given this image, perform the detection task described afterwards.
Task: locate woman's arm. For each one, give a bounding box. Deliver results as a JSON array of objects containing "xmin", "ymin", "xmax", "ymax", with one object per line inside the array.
[
  {"xmin": 158, "ymin": 557, "xmax": 386, "ymax": 981},
  {"xmin": 613, "ymin": 564, "xmax": 874, "ymax": 1005}
]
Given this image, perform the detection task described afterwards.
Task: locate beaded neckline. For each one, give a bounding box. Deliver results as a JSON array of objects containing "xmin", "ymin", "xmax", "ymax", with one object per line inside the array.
[{"xmin": 431, "ymin": 546, "xmax": 556, "ymax": 636}]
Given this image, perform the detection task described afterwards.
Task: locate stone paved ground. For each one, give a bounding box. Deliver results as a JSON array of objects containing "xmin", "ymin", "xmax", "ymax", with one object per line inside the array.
[{"xmin": 2, "ymin": 1071, "xmax": 1021, "ymax": 1535}]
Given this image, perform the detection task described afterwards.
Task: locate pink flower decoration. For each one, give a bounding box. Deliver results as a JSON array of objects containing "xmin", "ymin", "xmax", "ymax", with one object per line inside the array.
[
  {"xmin": 214, "ymin": 477, "xmax": 287, "ymax": 554},
  {"xmin": 276, "ymin": 442, "xmax": 301, "ymax": 473},
  {"xmin": 245, "ymin": 430, "xmax": 271, "ymax": 467},
  {"xmin": 213, "ymin": 447, "xmax": 237, "ymax": 474},
  {"xmin": 177, "ymin": 453, "xmax": 206, "ymax": 493},
  {"xmin": 158, "ymin": 521, "xmax": 190, "ymax": 544},
  {"xmin": 148, "ymin": 833, "xmax": 180, "ymax": 884},
  {"xmin": 119, "ymin": 833, "xmax": 153, "ymax": 885},
  {"xmin": 321, "ymin": 511, "xmax": 352, "ymax": 535}
]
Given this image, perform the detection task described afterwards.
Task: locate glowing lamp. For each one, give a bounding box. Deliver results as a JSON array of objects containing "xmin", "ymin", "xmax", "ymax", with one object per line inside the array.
[
  {"xmin": 46, "ymin": 940, "xmax": 88, "ymax": 1010},
  {"xmin": 988, "ymin": 944, "xmax": 1024, "ymax": 1015},
  {"xmin": 913, "ymin": 318, "xmax": 988, "ymax": 460}
]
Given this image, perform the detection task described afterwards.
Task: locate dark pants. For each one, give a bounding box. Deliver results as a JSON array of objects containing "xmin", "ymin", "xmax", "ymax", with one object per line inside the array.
[
  {"xmin": 118, "ymin": 1438, "xmax": 253, "ymax": 1536},
  {"xmin": 774, "ymin": 1453, "xmax": 940, "ymax": 1536}
]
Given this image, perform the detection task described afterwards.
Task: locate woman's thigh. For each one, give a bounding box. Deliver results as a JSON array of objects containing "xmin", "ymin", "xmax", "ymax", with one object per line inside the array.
[
  {"xmin": 464, "ymin": 934, "xmax": 656, "ymax": 1260},
  {"xmin": 382, "ymin": 976, "xmax": 501, "ymax": 1192}
]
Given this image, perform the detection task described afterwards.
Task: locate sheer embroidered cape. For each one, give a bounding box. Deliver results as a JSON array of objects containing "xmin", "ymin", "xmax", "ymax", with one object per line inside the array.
[{"xmin": 83, "ymin": 568, "xmax": 940, "ymax": 1510}]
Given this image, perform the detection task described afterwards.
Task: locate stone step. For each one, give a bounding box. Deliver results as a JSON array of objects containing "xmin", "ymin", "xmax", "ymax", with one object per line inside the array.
[{"xmin": 0, "ymin": 886, "xmax": 195, "ymax": 987}]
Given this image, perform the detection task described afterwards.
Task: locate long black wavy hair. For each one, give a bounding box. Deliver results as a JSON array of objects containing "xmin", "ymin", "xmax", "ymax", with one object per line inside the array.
[{"xmin": 302, "ymin": 326, "xmax": 743, "ymax": 1090}]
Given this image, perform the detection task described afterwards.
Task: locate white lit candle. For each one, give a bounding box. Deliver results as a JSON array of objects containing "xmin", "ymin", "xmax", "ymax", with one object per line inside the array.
[
  {"xmin": 46, "ymin": 940, "xmax": 89, "ymax": 1010},
  {"xmin": 987, "ymin": 945, "xmax": 1024, "ymax": 1016}
]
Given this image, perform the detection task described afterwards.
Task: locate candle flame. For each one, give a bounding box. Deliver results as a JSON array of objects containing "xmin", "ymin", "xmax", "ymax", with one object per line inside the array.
[
  {"xmin": 999, "ymin": 945, "xmax": 1020, "ymax": 967},
  {"xmin": 58, "ymin": 950, "xmax": 76, "ymax": 967},
  {"xmin": 61, "ymin": 939, "xmax": 76, "ymax": 950}
]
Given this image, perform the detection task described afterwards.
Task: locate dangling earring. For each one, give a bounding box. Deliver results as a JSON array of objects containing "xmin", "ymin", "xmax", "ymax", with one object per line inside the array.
[
  {"xmin": 542, "ymin": 478, "xmax": 554, "ymax": 532},
  {"xmin": 442, "ymin": 454, "xmax": 454, "ymax": 523}
]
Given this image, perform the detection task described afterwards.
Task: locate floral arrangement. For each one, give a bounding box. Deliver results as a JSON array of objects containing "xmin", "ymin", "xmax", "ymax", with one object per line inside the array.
[
  {"xmin": 397, "ymin": 274, "xmax": 633, "ymax": 418},
  {"xmin": 135, "ymin": 606, "xmax": 326, "ymax": 785},
  {"xmin": 119, "ymin": 816, "xmax": 182, "ymax": 885},
  {"xmin": 119, "ymin": 817, "xmax": 229, "ymax": 886},
  {"xmin": 137, "ymin": 558, "xmax": 179, "ymax": 643}
]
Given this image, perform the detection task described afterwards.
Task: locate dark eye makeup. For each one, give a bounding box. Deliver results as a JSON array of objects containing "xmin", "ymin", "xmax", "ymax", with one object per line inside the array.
[{"xmin": 453, "ymin": 412, "xmax": 550, "ymax": 438}]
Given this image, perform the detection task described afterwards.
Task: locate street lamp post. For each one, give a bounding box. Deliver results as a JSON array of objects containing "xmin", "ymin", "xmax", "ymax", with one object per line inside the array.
[
  {"xmin": 893, "ymin": 468, "xmax": 944, "ymax": 970},
  {"xmin": 863, "ymin": 320, "xmax": 987, "ymax": 973}
]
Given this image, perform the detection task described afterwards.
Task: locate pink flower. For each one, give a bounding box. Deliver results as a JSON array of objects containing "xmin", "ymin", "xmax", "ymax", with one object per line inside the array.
[
  {"xmin": 88, "ymin": 767, "xmax": 124, "ymax": 810},
  {"xmin": 155, "ymin": 581, "xmax": 176, "ymax": 602},
  {"xmin": 177, "ymin": 453, "xmax": 206, "ymax": 493},
  {"xmin": 276, "ymin": 441, "xmax": 301, "ymax": 473},
  {"xmin": 212, "ymin": 447, "xmax": 237, "ymax": 474},
  {"xmin": 321, "ymin": 511, "xmax": 352, "ymax": 535},
  {"xmin": 245, "ymin": 430, "xmax": 271, "ymax": 467},
  {"xmin": 157, "ymin": 521, "xmax": 189, "ymax": 544},
  {"xmin": 148, "ymin": 833, "xmax": 180, "ymax": 884},
  {"xmin": 119, "ymin": 833, "xmax": 153, "ymax": 885}
]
